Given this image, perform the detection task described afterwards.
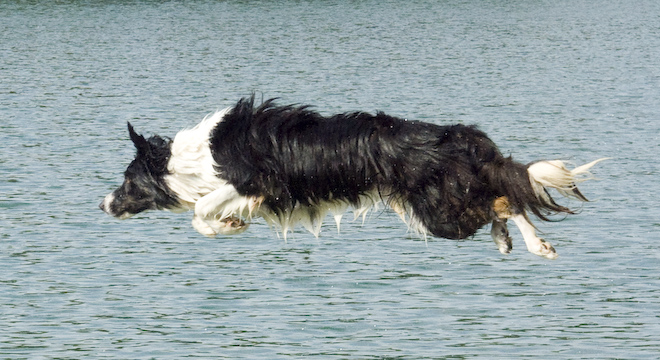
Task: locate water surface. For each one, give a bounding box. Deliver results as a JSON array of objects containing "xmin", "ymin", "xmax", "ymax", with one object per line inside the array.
[{"xmin": 1, "ymin": 1, "xmax": 659, "ymax": 358}]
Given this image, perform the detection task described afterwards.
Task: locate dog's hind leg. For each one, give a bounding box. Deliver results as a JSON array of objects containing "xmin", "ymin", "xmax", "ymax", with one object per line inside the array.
[
  {"xmin": 491, "ymin": 219, "xmax": 512, "ymax": 255},
  {"xmin": 510, "ymin": 214, "xmax": 557, "ymax": 259},
  {"xmin": 491, "ymin": 197, "xmax": 513, "ymax": 254},
  {"xmin": 492, "ymin": 196, "xmax": 557, "ymax": 259}
]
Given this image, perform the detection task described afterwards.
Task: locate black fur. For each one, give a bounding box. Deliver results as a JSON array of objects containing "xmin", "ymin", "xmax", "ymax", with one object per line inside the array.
[{"xmin": 210, "ymin": 96, "xmax": 571, "ymax": 240}]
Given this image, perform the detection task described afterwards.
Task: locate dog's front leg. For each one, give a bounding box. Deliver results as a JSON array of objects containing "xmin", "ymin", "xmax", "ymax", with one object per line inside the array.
[
  {"xmin": 192, "ymin": 215, "xmax": 221, "ymax": 237},
  {"xmin": 192, "ymin": 185, "xmax": 250, "ymax": 237}
]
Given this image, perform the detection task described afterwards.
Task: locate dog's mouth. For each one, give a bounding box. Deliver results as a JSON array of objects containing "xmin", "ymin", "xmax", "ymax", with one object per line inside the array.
[{"xmin": 115, "ymin": 212, "xmax": 135, "ymax": 220}]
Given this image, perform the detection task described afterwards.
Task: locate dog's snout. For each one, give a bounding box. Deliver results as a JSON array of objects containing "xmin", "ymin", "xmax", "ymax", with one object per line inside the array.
[{"xmin": 99, "ymin": 194, "xmax": 112, "ymax": 214}]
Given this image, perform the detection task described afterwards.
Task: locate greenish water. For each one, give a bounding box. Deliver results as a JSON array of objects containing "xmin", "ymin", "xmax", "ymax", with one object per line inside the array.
[{"xmin": 1, "ymin": 1, "xmax": 659, "ymax": 358}]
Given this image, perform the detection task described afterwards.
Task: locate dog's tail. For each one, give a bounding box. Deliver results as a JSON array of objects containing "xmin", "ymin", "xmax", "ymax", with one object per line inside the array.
[
  {"xmin": 528, "ymin": 158, "xmax": 608, "ymax": 201},
  {"xmin": 484, "ymin": 157, "xmax": 607, "ymax": 220}
]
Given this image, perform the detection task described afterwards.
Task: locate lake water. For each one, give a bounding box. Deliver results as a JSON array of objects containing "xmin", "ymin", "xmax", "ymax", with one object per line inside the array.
[{"xmin": 2, "ymin": 0, "xmax": 660, "ymax": 358}]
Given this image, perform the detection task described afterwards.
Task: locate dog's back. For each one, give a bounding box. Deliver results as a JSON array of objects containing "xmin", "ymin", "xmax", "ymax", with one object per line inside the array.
[{"xmin": 211, "ymin": 96, "xmax": 513, "ymax": 239}]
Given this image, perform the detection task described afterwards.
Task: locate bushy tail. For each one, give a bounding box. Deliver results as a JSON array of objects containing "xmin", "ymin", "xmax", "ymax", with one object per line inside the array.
[
  {"xmin": 525, "ymin": 158, "xmax": 608, "ymax": 219},
  {"xmin": 481, "ymin": 157, "xmax": 607, "ymax": 221}
]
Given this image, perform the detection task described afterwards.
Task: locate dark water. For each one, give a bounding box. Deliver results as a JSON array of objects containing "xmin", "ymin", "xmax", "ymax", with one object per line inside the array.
[{"xmin": 2, "ymin": 1, "xmax": 660, "ymax": 358}]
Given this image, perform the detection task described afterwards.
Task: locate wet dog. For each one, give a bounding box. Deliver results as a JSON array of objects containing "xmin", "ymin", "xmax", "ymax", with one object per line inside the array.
[{"xmin": 100, "ymin": 96, "xmax": 605, "ymax": 259}]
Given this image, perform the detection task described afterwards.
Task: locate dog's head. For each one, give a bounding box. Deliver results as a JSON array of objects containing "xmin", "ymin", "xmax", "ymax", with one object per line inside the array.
[{"xmin": 100, "ymin": 123, "xmax": 180, "ymax": 219}]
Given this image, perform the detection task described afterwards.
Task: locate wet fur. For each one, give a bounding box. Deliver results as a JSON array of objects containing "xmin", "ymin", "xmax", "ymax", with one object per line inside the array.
[{"xmin": 101, "ymin": 96, "xmax": 604, "ymax": 257}]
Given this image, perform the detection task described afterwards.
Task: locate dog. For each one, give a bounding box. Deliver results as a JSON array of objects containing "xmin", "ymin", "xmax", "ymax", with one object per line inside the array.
[{"xmin": 100, "ymin": 96, "xmax": 606, "ymax": 259}]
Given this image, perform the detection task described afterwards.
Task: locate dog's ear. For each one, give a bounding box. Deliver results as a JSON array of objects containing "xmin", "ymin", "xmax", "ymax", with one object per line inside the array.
[{"xmin": 127, "ymin": 122, "xmax": 150, "ymax": 155}]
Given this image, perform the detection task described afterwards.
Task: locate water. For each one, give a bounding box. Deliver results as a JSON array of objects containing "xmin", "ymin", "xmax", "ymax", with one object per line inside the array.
[{"xmin": 1, "ymin": 0, "xmax": 659, "ymax": 358}]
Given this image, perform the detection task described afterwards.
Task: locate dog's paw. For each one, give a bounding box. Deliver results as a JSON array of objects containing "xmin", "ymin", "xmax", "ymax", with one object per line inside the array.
[
  {"xmin": 216, "ymin": 216, "xmax": 249, "ymax": 235},
  {"xmin": 495, "ymin": 236, "xmax": 513, "ymax": 255},
  {"xmin": 192, "ymin": 215, "xmax": 249, "ymax": 237},
  {"xmin": 530, "ymin": 239, "xmax": 558, "ymax": 260},
  {"xmin": 491, "ymin": 219, "xmax": 512, "ymax": 255}
]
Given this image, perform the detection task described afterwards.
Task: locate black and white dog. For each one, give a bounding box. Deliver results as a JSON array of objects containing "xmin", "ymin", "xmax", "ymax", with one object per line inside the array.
[{"xmin": 100, "ymin": 96, "xmax": 605, "ymax": 259}]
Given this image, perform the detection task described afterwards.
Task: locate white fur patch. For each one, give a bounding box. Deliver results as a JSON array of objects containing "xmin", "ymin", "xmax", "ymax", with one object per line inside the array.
[{"xmin": 165, "ymin": 108, "xmax": 232, "ymax": 208}]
